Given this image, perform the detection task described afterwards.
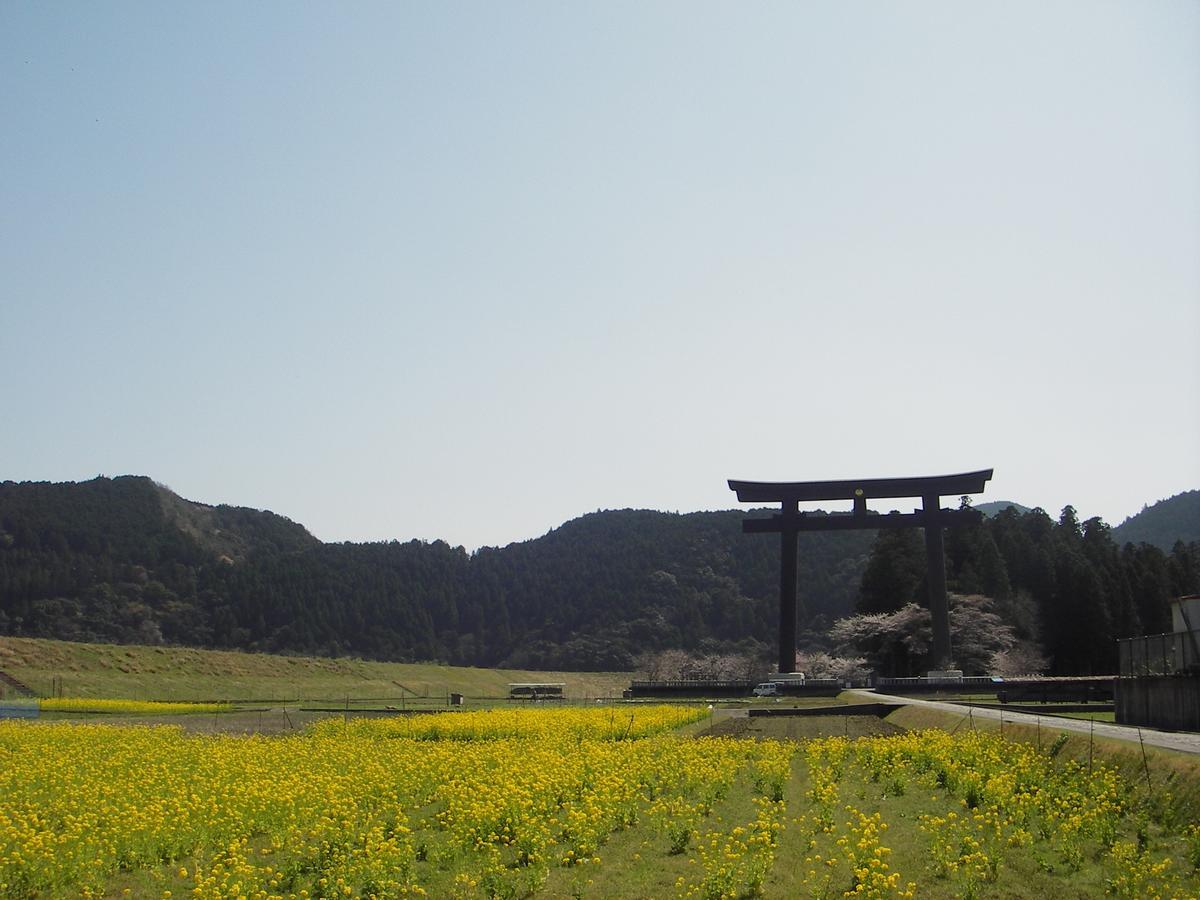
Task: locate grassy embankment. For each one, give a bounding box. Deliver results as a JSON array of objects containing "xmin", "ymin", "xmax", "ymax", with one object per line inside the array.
[{"xmin": 0, "ymin": 636, "xmax": 631, "ymax": 704}]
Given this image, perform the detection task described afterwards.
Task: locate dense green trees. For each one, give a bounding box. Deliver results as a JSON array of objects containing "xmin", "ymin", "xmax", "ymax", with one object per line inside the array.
[
  {"xmin": 0, "ymin": 478, "xmax": 871, "ymax": 669},
  {"xmin": 851, "ymin": 503, "xmax": 1200, "ymax": 675},
  {"xmin": 1112, "ymin": 490, "xmax": 1200, "ymax": 550},
  {"xmin": 857, "ymin": 529, "xmax": 926, "ymax": 614},
  {"xmin": 2, "ymin": 477, "xmax": 1196, "ymax": 675}
]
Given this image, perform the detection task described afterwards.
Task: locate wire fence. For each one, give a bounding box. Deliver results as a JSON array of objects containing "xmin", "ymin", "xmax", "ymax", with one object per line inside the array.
[
  {"xmin": 1118, "ymin": 629, "xmax": 1200, "ymax": 677},
  {"xmin": 874, "ymin": 675, "xmax": 1002, "ymax": 688}
]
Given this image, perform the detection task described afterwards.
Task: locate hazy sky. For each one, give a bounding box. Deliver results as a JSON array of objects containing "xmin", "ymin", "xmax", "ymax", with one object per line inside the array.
[{"xmin": 3, "ymin": 2, "xmax": 1197, "ymax": 550}]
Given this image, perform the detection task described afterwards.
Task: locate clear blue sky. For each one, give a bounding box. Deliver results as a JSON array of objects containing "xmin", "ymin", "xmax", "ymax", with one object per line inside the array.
[{"xmin": 3, "ymin": 2, "xmax": 1197, "ymax": 550}]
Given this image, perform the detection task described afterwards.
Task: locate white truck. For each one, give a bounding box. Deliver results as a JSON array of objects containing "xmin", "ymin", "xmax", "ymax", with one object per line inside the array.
[{"xmin": 752, "ymin": 673, "xmax": 806, "ymax": 697}]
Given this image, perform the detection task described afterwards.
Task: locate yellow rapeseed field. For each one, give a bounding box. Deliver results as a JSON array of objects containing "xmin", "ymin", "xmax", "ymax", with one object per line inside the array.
[
  {"xmin": 38, "ymin": 698, "xmax": 232, "ymax": 715},
  {"xmin": 1, "ymin": 706, "xmax": 1197, "ymax": 898},
  {"xmin": 2, "ymin": 706, "xmax": 784, "ymax": 899}
]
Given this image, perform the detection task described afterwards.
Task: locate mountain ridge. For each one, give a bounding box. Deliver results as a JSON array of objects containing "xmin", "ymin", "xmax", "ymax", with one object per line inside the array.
[
  {"xmin": 1113, "ymin": 490, "xmax": 1200, "ymax": 552},
  {"xmin": 0, "ymin": 476, "xmax": 874, "ymax": 669},
  {"xmin": 975, "ymin": 500, "xmax": 1033, "ymax": 517},
  {"xmin": 3, "ymin": 476, "xmax": 1198, "ymax": 676}
]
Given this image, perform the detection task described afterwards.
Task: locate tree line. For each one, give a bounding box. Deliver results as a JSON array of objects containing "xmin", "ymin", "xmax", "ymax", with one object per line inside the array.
[
  {"xmin": 843, "ymin": 500, "xmax": 1199, "ymax": 675},
  {"xmin": 0, "ymin": 477, "xmax": 871, "ymax": 670},
  {"xmin": 1, "ymin": 478, "xmax": 1196, "ymax": 675}
]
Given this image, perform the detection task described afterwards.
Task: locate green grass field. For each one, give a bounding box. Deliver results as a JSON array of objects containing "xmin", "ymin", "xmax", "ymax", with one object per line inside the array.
[
  {"xmin": 0, "ymin": 636, "xmax": 631, "ymax": 702},
  {"xmin": 1052, "ymin": 710, "xmax": 1117, "ymax": 723}
]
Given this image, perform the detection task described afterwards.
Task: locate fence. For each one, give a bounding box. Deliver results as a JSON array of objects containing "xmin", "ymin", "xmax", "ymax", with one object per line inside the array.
[
  {"xmin": 874, "ymin": 675, "xmax": 1002, "ymax": 689},
  {"xmin": 628, "ymin": 679, "xmax": 842, "ymax": 699},
  {"xmin": 1118, "ymin": 629, "xmax": 1200, "ymax": 677},
  {"xmin": 1115, "ymin": 675, "xmax": 1200, "ymax": 730},
  {"xmin": 873, "ymin": 675, "xmax": 1114, "ymax": 703}
]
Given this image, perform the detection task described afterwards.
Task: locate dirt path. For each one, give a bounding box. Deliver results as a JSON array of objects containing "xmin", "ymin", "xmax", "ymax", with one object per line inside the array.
[{"xmin": 854, "ymin": 690, "xmax": 1200, "ymax": 755}]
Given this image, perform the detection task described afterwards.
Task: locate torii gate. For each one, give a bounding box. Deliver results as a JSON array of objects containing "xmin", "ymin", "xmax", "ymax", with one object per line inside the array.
[{"xmin": 728, "ymin": 469, "xmax": 993, "ymax": 674}]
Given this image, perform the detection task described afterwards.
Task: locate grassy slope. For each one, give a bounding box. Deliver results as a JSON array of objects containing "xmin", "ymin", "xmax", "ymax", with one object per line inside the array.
[{"xmin": 0, "ymin": 636, "xmax": 631, "ymax": 702}]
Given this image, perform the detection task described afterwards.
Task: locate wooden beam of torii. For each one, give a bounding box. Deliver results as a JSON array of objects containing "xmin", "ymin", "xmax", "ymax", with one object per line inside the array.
[{"xmin": 728, "ymin": 469, "xmax": 994, "ymax": 675}]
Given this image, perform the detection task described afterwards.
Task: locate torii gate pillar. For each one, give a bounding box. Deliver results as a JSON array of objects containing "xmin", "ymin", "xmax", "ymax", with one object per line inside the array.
[
  {"xmin": 777, "ymin": 504, "xmax": 800, "ymax": 676},
  {"xmin": 729, "ymin": 469, "xmax": 993, "ymax": 673},
  {"xmin": 922, "ymin": 494, "xmax": 952, "ymax": 669}
]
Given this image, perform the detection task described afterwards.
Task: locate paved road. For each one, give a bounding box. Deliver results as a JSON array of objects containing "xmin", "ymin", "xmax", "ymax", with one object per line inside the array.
[{"xmin": 851, "ymin": 690, "xmax": 1200, "ymax": 755}]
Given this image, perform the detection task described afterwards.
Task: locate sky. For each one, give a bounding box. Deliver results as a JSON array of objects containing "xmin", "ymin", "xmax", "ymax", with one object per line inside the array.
[{"xmin": 2, "ymin": 1, "xmax": 1198, "ymax": 551}]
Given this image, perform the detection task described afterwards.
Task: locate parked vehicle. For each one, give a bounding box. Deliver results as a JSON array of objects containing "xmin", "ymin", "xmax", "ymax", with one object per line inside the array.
[{"xmin": 752, "ymin": 682, "xmax": 780, "ymax": 697}]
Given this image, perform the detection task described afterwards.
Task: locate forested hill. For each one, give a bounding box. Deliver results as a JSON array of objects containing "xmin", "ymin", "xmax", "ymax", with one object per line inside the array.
[
  {"xmin": 0, "ymin": 477, "xmax": 873, "ymax": 670},
  {"xmin": 467, "ymin": 509, "xmax": 871, "ymax": 668},
  {"xmin": 1113, "ymin": 490, "xmax": 1200, "ymax": 552},
  {"xmin": 0, "ymin": 476, "xmax": 318, "ymax": 563},
  {"xmin": 856, "ymin": 504, "xmax": 1200, "ymax": 675},
  {"xmin": 975, "ymin": 500, "xmax": 1032, "ymax": 517},
  {"xmin": 6, "ymin": 477, "xmax": 1197, "ymax": 675}
]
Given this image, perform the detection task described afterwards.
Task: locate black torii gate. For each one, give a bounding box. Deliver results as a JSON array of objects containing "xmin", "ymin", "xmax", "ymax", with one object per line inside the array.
[{"xmin": 728, "ymin": 469, "xmax": 993, "ymax": 675}]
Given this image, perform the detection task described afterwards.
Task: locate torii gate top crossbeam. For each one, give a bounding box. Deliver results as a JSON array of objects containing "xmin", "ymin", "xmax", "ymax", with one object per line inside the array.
[{"xmin": 727, "ymin": 469, "xmax": 993, "ymax": 505}]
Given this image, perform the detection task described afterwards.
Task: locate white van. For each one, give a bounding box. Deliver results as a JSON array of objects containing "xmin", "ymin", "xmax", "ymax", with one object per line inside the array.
[{"xmin": 752, "ymin": 682, "xmax": 780, "ymax": 697}]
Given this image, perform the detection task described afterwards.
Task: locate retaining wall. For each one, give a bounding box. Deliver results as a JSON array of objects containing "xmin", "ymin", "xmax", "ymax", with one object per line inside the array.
[{"xmin": 1115, "ymin": 675, "xmax": 1200, "ymax": 731}]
